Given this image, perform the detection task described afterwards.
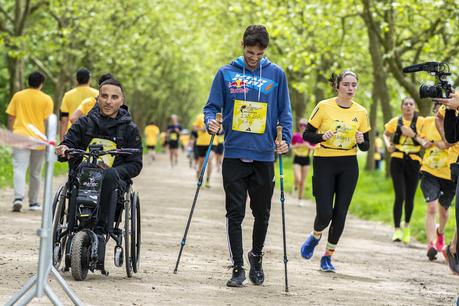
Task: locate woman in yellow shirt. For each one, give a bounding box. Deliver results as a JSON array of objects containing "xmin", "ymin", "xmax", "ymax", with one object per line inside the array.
[
  {"xmin": 383, "ymin": 97, "xmax": 430, "ymax": 244},
  {"xmin": 300, "ymin": 70, "xmax": 370, "ymax": 272},
  {"xmin": 419, "ymin": 102, "xmax": 456, "ymax": 260}
]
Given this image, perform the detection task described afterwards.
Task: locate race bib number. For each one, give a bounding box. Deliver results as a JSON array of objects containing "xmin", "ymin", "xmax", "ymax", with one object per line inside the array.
[
  {"xmin": 232, "ymin": 100, "xmax": 267, "ymax": 134},
  {"xmin": 88, "ymin": 138, "xmax": 117, "ymax": 167},
  {"xmin": 325, "ymin": 120, "xmax": 357, "ymax": 150},
  {"xmin": 424, "ymin": 148, "xmax": 449, "ymax": 169},
  {"xmin": 170, "ymin": 133, "xmax": 178, "ymax": 141}
]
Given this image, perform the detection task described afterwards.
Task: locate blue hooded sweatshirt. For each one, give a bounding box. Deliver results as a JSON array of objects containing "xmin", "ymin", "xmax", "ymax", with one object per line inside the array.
[{"xmin": 203, "ymin": 56, "xmax": 292, "ymax": 162}]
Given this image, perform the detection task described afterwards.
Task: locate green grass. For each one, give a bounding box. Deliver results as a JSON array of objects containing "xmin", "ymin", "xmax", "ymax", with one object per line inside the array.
[
  {"xmin": 276, "ymin": 155, "xmax": 456, "ymax": 244},
  {"xmin": 0, "ymin": 147, "xmax": 68, "ymax": 189}
]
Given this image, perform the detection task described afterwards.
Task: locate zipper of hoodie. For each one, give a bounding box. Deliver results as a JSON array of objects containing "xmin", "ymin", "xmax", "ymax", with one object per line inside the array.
[{"xmin": 242, "ymin": 62, "xmax": 263, "ymax": 102}]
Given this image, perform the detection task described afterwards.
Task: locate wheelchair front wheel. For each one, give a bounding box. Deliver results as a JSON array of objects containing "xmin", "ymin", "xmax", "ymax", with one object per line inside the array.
[{"xmin": 71, "ymin": 231, "xmax": 91, "ymax": 281}]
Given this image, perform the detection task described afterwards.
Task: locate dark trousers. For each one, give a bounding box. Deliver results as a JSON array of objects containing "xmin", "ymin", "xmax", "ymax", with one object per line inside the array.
[
  {"xmin": 97, "ymin": 168, "xmax": 125, "ymax": 233},
  {"xmin": 222, "ymin": 158, "xmax": 275, "ymax": 267},
  {"xmin": 390, "ymin": 157, "xmax": 420, "ymax": 228}
]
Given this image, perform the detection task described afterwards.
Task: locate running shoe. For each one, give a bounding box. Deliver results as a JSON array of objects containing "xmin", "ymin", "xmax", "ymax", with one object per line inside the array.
[
  {"xmin": 12, "ymin": 198, "xmax": 23, "ymax": 212},
  {"xmin": 392, "ymin": 228, "xmax": 402, "ymax": 242},
  {"xmin": 320, "ymin": 256, "xmax": 336, "ymax": 273},
  {"xmin": 248, "ymin": 251, "xmax": 264, "ymax": 285},
  {"xmin": 444, "ymin": 245, "xmax": 459, "ymax": 275},
  {"xmin": 29, "ymin": 203, "xmax": 41, "ymax": 211},
  {"xmin": 435, "ymin": 230, "xmax": 445, "ymax": 252},
  {"xmin": 300, "ymin": 234, "xmax": 320, "ymax": 259},
  {"xmin": 402, "ymin": 227, "xmax": 411, "ymax": 245},
  {"xmin": 226, "ymin": 266, "xmax": 246, "ymax": 287},
  {"xmin": 427, "ymin": 242, "xmax": 438, "ymax": 261}
]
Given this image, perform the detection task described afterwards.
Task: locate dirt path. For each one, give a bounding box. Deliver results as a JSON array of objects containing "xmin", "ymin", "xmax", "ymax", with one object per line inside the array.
[{"xmin": 0, "ymin": 152, "xmax": 457, "ymax": 305}]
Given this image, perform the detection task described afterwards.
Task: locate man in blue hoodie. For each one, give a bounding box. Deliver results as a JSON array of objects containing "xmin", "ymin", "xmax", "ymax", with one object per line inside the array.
[{"xmin": 204, "ymin": 25, "xmax": 292, "ymax": 287}]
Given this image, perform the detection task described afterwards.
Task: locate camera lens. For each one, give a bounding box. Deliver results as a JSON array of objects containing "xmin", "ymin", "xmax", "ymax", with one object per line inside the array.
[{"xmin": 419, "ymin": 84, "xmax": 443, "ymax": 99}]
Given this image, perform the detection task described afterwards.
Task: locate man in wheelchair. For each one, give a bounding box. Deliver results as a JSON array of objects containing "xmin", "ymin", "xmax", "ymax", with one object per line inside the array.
[{"xmin": 55, "ymin": 78, "xmax": 142, "ymax": 280}]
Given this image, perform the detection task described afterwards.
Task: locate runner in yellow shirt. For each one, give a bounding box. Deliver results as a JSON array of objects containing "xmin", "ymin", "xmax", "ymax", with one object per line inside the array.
[
  {"xmin": 59, "ymin": 68, "xmax": 98, "ymax": 140},
  {"xmin": 383, "ymin": 97, "xmax": 430, "ymax": 244},
  {"xmin": 193, "ymin": 113, "xmax": 217, "ymax": 187},
  {"xmin": 374, "ymin": 132, "xmax": 384, "ymax": 170},
  {"xmin": 69, "ymin": 73, "xmax": 113, "ymax": 124},
  {"xmin": 144, "ymin": 122, "xmax": 160, "ymax": 161},
  {"xmin": 419, "ymin": 102, "xmax": 457, "ymax": 261},
  {"xmin": 6, "ymin": 71, "xmax": 54, "ymax": 212}
]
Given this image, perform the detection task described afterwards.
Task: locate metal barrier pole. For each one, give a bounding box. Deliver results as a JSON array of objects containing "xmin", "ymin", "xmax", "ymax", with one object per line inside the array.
[{"xmin": 5, "ymin": 114, "xmax": 83, "ymax": 305}]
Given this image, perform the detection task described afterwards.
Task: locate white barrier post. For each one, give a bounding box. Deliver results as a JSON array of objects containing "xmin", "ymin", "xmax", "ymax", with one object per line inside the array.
[{"xmin": 5, "ymin": 114, "xmax": 83, "ymax": 306}]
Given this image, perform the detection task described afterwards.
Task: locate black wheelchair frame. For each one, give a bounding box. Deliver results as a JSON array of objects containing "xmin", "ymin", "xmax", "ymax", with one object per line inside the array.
[{"xmin": 51, "ymin": 145, "xmax": 141, "ymax": 281}]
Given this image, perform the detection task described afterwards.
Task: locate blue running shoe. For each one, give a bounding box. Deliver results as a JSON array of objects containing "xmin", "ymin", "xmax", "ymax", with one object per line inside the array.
[
  {"xmin": 320, "ymin": 256, "xmax": 336, "ymax": 273},
  {"xmin": 300, "ymin": 234, "xmax": 320, "ymax": 259}
]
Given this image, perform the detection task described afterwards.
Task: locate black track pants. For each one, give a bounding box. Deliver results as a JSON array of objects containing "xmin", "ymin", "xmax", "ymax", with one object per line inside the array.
[
  {"xmin": 97, "ymin": 168, "xmax": 125, "ymax": 233},
  {"xmin": 390, "ymin": 157, "xmax": 420, "ymax": 228},
  {"xmin": 312, "ymin": 156, "xmax": 359, "ymax": 245},
  {"xmin": 222, "ymin": 158, "xmax": 275, "ymax": 267}
]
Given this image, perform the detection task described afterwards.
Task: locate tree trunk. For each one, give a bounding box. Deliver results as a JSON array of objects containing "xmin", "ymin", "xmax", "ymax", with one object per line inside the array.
[
  {"xmin": 290, "ymin": 86, "xmax": 307, "ymax": 127},
  {"xmin": 6, "ymin": 55, "xmax": 23, "ymax": 99}
]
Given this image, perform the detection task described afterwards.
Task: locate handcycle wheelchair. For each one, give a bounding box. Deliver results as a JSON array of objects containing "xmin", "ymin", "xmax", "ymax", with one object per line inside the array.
[{"xmin": 51, "ymin": 144, "xmax": 141, "ymax": 281}]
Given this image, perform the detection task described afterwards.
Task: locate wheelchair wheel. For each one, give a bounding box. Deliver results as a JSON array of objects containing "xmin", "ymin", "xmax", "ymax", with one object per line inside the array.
[
  {"xmin": 131, "ymin": 192, "xmax": 141, "ymax": 273},
  {"xmin": 124, "ymin": 188, "xmax": 133, "ymax": 278},
  {"xmin": 52, "ymin": 184, "xmax": 68, "ymax": 268},
  {"xmin": 71, "ymin": 231, "xmax": 91, "ymax": 281}
]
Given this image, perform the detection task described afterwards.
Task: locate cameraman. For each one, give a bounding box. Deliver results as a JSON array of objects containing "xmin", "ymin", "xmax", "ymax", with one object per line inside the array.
[
  {"xmin": 437, "ymin": 92, "xmax": 459, "ymax": 274},
  {"xmin": 56, "ymin": 78, "xmax": 143, "ymax": 234}
]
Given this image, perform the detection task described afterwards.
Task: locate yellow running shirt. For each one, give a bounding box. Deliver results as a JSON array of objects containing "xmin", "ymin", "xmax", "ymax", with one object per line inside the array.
[
  {"xmin": 374, "ymin": 137, "xmax": 383, "ymax": 160},
  {"xmin": 384, "ymin": 115, "xmax": 424, "ymax": 162},
  {"xmin": 144, "ymin": 124, "xmax": 160, "ymax": 146},
  {"xmin": 419, "ymin": 116, "xmax": 457, "ymax": 180},
  {"xmin": 193, "ymin": 114, "xmax": 217, "ymax": 146},
  {"xmin": 308, "ymin": 98, "xmax": 370, "ymax": 157},
  {"xmin": 6, "ymin": 88, "xmax": 54, "ymax": 150},
  {"xmin": 60, "ymin": 86, "xmax": 98, "ymax": 129}
]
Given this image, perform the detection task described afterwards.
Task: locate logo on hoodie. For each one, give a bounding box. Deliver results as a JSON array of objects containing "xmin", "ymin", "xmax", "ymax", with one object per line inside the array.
[{"xmin": 224, "ymin": 71, "xmax": 278, "ymax": 95}]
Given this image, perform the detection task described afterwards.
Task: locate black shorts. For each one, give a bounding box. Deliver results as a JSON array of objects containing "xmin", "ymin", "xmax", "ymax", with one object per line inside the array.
[
  {"xmin": 215, "ymin": 143, "xmax": 224, "ymax": 155},
  {"xmin": 169, "ymin": 140, "xmax": 179, "ymax": 149},
  {"xmin": 147, "ymin": 145, "xmax": 156, "ymax": 150},
  {"xmin": 420, "ymin": 171, "xmax": 455, "ymax": 208},
  {"xmin": 293, "ymin": 155, "xmax": 310, "ymax": 166},
  {"xmin": 197, "ymin": 145, "xmax": 209, "ymax": 157}
]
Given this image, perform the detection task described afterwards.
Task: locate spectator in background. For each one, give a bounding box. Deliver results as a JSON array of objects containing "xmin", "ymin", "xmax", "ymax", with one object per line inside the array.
[
  {"xmin": 59, "ymin": 67, "xmax": 98, "ymax": 141},
  {"xmin": 6, "ymin": 71, "xmax": 54, "ymax": 212}
]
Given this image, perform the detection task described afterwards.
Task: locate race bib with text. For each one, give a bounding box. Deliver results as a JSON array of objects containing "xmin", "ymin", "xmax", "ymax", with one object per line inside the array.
[{"xmin": 232, "ymin": 100, "xmax": 267, "ymax": 134}]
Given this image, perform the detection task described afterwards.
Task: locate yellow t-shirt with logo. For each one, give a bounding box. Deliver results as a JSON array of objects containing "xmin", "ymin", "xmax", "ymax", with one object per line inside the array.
[
  {"xmin": 60, "ymin": 86, "xmax": 98, "ymax": 128},
  {"xmin": 77, "ymin": 97, "xmax": 97, "ymax": 116},
  {"xmin": 419, "ymin": 116, "xmax": 457, "ymax": 180},
  {"xmin": 193, "ymin": 114, "xmax": 217, "ymax": 146},
  {"xmin": 308, "ymin": 98, "xmax": 370, "ymax": 157},
  {"xmin": 6, "ymin": 88, "xmax": 54, "ymax": 150},
  {"xmin": 384, "ymin": 115, "xmax": 424, "ymax": 162},
  {"xmin": 144, "ymin": 124, "xmax": 160, "ymax": 146}
]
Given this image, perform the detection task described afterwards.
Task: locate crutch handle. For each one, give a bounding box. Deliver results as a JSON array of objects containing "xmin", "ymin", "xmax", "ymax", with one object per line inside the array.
[
  {"xmin": 216, "ymin": 113, "xmax": 222, "ymax": 123},
  {"xmin": 277, "ymin": 126, "xmax": 283, "ymax": 142}
]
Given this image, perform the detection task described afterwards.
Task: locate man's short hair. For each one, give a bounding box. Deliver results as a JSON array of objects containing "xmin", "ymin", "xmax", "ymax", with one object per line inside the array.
[
  {"xmin": 243, "ymin": 25, "xmax": 269, "ymax": 49},
  {"xmin": 28, "ymin": 71, "xmax": 45, "ymax": 88},
  {"xmin": 99, "ymin": 78, "xmax": 124, "ymax": 94},
  {"xmin": 76, "ymin": 67, "xmax": 91, "ymax": 85},
  {"xmin": 98, "ymin": 73, "xmax": 113, "ymax": 86}
]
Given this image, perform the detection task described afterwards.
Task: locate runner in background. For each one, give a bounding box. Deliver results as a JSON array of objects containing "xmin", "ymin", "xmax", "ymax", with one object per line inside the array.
[
  {"xmin": 69, "ymin": 73, "xmax": 113, "ymax": 124},
  {"xmin": 419, "ymin": 102, "xmax": 456, "ymax": 261},
  {"xmin": 291, "ymin": 118, "xmax": 315, "ymax": 207},
  {"xmin": 374, "ymin": 131, "xmax": 384, "ymax": 171},
  {"xmin": 193, "ymin": 113, "xmax": 217, "ymax": 187},
  {"xmin": 383, "ymin": 97, "xmax": 429, "ymax": 245},
  {"xmin": 159, "ymin": 131, "xmax": 168, "ymax": 153},
  {"xmin": 167, "ymin": 114, "xmax": 182, "ymax": 167},
  {"xmin": 59, "ymin": 68, "xmax": 98, "ymax": 141},
  {"xmin": 300, "ymin": 70, "xmax": 370, "ymax": 273},
  {"xmin": 144, "ymin": 122, "xmax": 160, "ymax": 161}
]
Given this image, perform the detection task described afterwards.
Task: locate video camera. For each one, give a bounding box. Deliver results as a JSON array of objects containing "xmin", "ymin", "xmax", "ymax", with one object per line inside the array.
[{"xmin": 402, "ymin": 62, "xmax": 453, "ymax": 99}]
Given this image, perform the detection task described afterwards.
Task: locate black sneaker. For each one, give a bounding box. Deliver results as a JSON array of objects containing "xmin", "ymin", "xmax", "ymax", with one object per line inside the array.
[
  {"xmin": 29, "ymin": 203, "xmax": 41, "ymax": 211},
  {"xmin": 248, "ymin": 251, "xmax": 264, "ymax": 285},
  {"xmin": 12, "ymin": 198, "xmax": 23, "ymax": 212},
  {"xmin": 226, "ymin": 266, "xmax": 246, "ymax": 287}
]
